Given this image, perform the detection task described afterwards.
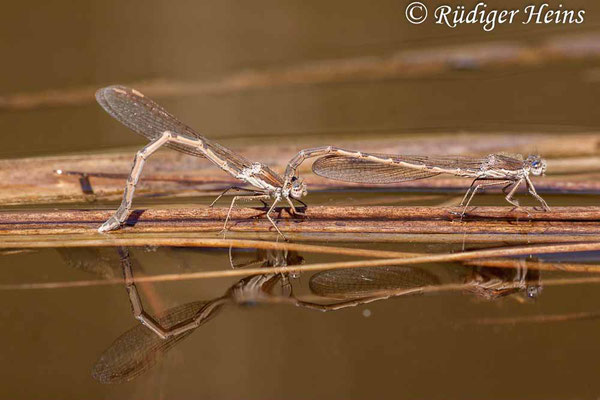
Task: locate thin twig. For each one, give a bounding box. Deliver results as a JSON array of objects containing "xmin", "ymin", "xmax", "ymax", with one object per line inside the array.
[
  {"xmin": 474, "ymin": 311, "xmax": 600, "ymax": 325},
  {"xmin": 33, "ymin": 238, "xmax": 417, "ymax": 259},
  {"xmin": 463, "ymin": 257, "xmax": 600, "ymax": 273}
]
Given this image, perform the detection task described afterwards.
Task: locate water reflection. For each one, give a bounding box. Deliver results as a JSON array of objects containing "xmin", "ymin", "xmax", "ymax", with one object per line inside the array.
[
  {"xmin": 464, "ymin": 264, "xmax": 542, "ymax": 301},
  {"xmin": 56, "ymin": 246, "xmax": 545, "ymax": 384},
  {"xmin": 309, "ymin": 266, "xmax": 441, "ymax": 299},
  {"xmin": 310, "ymin": 263, "xmax": 541, "ymax": 303},
  {"xmin": 89, "ymin": 247, "xmax": 297, "ymax": 383},
  {"xmin": 57, "ymin": 247, "xmax": 123, "ymax": 279}
]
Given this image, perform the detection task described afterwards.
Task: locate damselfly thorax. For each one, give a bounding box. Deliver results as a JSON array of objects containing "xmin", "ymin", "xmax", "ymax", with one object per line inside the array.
[
  {"xmin": 94, "ymin": 85, "xmax": 307, "ymax": 238},
  {"xmin": 282, "ymin": 146, "xmax": 550, "ymax": 214}
]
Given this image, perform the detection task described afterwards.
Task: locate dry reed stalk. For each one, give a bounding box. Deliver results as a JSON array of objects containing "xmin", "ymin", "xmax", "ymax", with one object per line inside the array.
[
  {"xmin": 1, "ymin": 133, "xmax": 599, "ymax": 206},
  {"xmin": 1, "ymin": 206, "xmax": 599, "ymax": 238},
  {"xmin": 2, "ymin": 232, "xmax": 600, "ymax": 246}
]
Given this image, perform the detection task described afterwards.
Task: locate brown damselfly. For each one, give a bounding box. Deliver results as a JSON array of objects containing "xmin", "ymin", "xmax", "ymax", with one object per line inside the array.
[
  {"xmin": 283, "ymin": 147, "xmax": 550, "ymax": 215},
  {"xmin": 95, "ymin": 85, "xmax": 307, "ymax": 237}
]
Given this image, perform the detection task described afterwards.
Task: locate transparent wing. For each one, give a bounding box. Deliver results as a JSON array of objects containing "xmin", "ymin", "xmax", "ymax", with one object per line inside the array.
[
  {"xmin": 496, "ymin": 152, "xmax": 524, "ymax": 161},
  {"xmin": 386, "ymin": 153, "xmax": 498, "ymax": 172},
  {"xmin": 312, "ymin": 154, "xmax": 441, "ymax": 183},
  {"xmin": 489, "ymin": 153, "xmax": 526, "ymax": 170},
  {"xmin": 96, "ymin": 85, "xmax": 255, "ymax": 172},
  {"xmin": 92, "ymin": 300, "xmax": 221, "ymax": 384},
  {"xmin": 310, "ymin": 152, "xmax": 523, "ymax": 183},
  {"xmin": 411, "ymin": 153, "xmax": 524, "ymax": 172},
  {"xmin": 255, "ymin": 163, "xmax": 285, "ymax": 187},
  {"xmin": 408, "ymin": 153, "xmax": 524, "ymax": 171},
  {"xmin": 309, "ymin": 266, "xmax": 440, "ymax": 299}
]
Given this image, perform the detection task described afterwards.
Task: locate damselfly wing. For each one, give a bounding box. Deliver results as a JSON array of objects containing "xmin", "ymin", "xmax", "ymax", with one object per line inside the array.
[
  {"xmin": 311, "ymin": 153, "xmax": 528, "ymax": 183},
  {"xmin": 96, "ymin": 86, "xmax": 284, "ymax": 187},
  {"xmin": 310, "ymin": 154, "xmax": 441, "ymax": 184}
]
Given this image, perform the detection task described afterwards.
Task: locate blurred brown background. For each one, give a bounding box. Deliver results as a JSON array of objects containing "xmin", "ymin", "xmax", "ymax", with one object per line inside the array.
[{"xmin": 1, "ymin": 0, "xmax": 599, "ymax": 157}]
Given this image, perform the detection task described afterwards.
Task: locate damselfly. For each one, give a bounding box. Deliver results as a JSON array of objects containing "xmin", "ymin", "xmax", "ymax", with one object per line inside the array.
[
  {"xmin": 95, "ymin": 85, "xmax": 307, "ymax": 237},
  {"xmin": 283, "ymin": 147, "xmax": 550, "ymax": 214}
]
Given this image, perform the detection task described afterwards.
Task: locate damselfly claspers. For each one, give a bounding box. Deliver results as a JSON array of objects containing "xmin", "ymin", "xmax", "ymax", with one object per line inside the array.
[
  {"xmin": 95, "ymin": 85, "xmax": 307, "ymax": 237},
  {"xmin": 282, "ymin": 147, "xmax": 550, "ymax": 214}
]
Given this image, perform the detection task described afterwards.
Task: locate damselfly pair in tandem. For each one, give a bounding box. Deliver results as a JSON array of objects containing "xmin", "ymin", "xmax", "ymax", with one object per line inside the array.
[{"xmin": 94, "ymin": 85, "xmax": 550, "ymax": 238}]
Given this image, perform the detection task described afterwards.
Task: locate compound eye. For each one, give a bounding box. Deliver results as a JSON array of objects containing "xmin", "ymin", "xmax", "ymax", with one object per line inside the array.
[{"xmin": 532, "ymin": 161, "xmax": 539, "ymax": 168}]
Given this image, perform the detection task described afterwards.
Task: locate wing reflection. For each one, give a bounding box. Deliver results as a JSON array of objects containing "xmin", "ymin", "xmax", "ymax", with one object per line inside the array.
[
  {"xmin": 309, "ymin": 266, "xmax": 440, "ymax": 299},
  {"xmin": 307, "ymin": 262, "xmax": 542, "ymax": 308},
  {"xmin": 56, "ymin": 247, "xmax": 124, "ymax": 279},
  {"xmin": 92, "ymin": 300, "xmax": 216, "ymax": 384},
  {"xmin": 75, "ymin": 246, "xmax": 544, "ymax": 384}
]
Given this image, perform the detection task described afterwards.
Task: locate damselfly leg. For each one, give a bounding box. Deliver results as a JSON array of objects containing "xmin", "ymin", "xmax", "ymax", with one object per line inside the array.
[
  {"xmin": 285, "ymin": 197, "xmax": 307, "ymax": 217},
  {"xmin": 460, "ymin": 180, "xmax": 512, "ymax": 217},
  {"xmin": 209, "ymin": 187, "xmax": 269, "ymax": 207},
  {"xmin": 222, "ymin": 194, "xmax": 283, "ymax": 238},
  {"xmin": 504, "ymin": 178, "xmax": 524, "ymax": 208},
  {"xmin": 525, "ymin": 175, "xmax": 551, "ymax": 211},
  {"xmin": 265, "ymin": 199, "xmax": 286, "ymax": 239}
]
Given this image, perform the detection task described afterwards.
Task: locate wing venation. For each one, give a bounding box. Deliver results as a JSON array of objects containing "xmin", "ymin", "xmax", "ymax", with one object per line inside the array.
[{"xmin": 312, "ymin": 155, "xmax": 441, "ymax": 183}]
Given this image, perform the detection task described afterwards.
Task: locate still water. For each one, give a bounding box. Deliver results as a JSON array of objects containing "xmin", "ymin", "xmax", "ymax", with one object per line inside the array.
[
  {"xmin": 2, "ymin": 220, "xmax": 600, "ymax": 398},
  {"xmin": 2, "ymin": 0, "xmax": 600, "ymax": 398}
]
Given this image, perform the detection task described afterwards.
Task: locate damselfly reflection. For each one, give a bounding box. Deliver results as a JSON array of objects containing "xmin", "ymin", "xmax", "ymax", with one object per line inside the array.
[
  {"xmin": 56, "ymin": 247, "xmax": 124, "ymax": 279},
  {"xmin": 309, "ymin": 263, "xmax": 542, "ymax": 303},
  {"xmin": 85, "ymin": 247, "xmax": 543, "ymax": 384},
  {"xmin": 91, "ymin": 248, "xmax": 441, "ymax": 383},
  {"xmin": 283, "ymin": 147, "xmax": 550, "ymax": 216},
  {"xmin": 309, "ymin": 266, "xmax": 441, "ymax": 299},
  {"xmin": 95, "ymin": 86, "xmax": 307, "ymax": 238},
  {"xmin": 464, "ymin": 264, "xmax": 542, "ymax": 301},
  {"xmin": 93, "ymin": 247, "xmax": 302, "ymax": 384}
]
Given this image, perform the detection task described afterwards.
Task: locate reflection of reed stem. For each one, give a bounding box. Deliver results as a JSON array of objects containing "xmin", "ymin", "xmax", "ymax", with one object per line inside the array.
[
  {"xmin": 462, "ymin": 257, "xmax": 600, "ymax": 274},
  {"xmin": 2, "ymin": 241, "xmax": 600, "ymax": 291},
  {"xmin": 474, "ymin": 311, "xmax": 600, "ymax": 326}
]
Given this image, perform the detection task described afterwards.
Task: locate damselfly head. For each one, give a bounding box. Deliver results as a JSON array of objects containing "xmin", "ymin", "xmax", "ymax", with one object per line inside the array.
[
  {"xmin": 290, "ymin": 176, "xmax": 307, "ymax": 198},
  {"xmin": 527, "ymin": 155, "xmax": 547, "ymax": 176}
]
